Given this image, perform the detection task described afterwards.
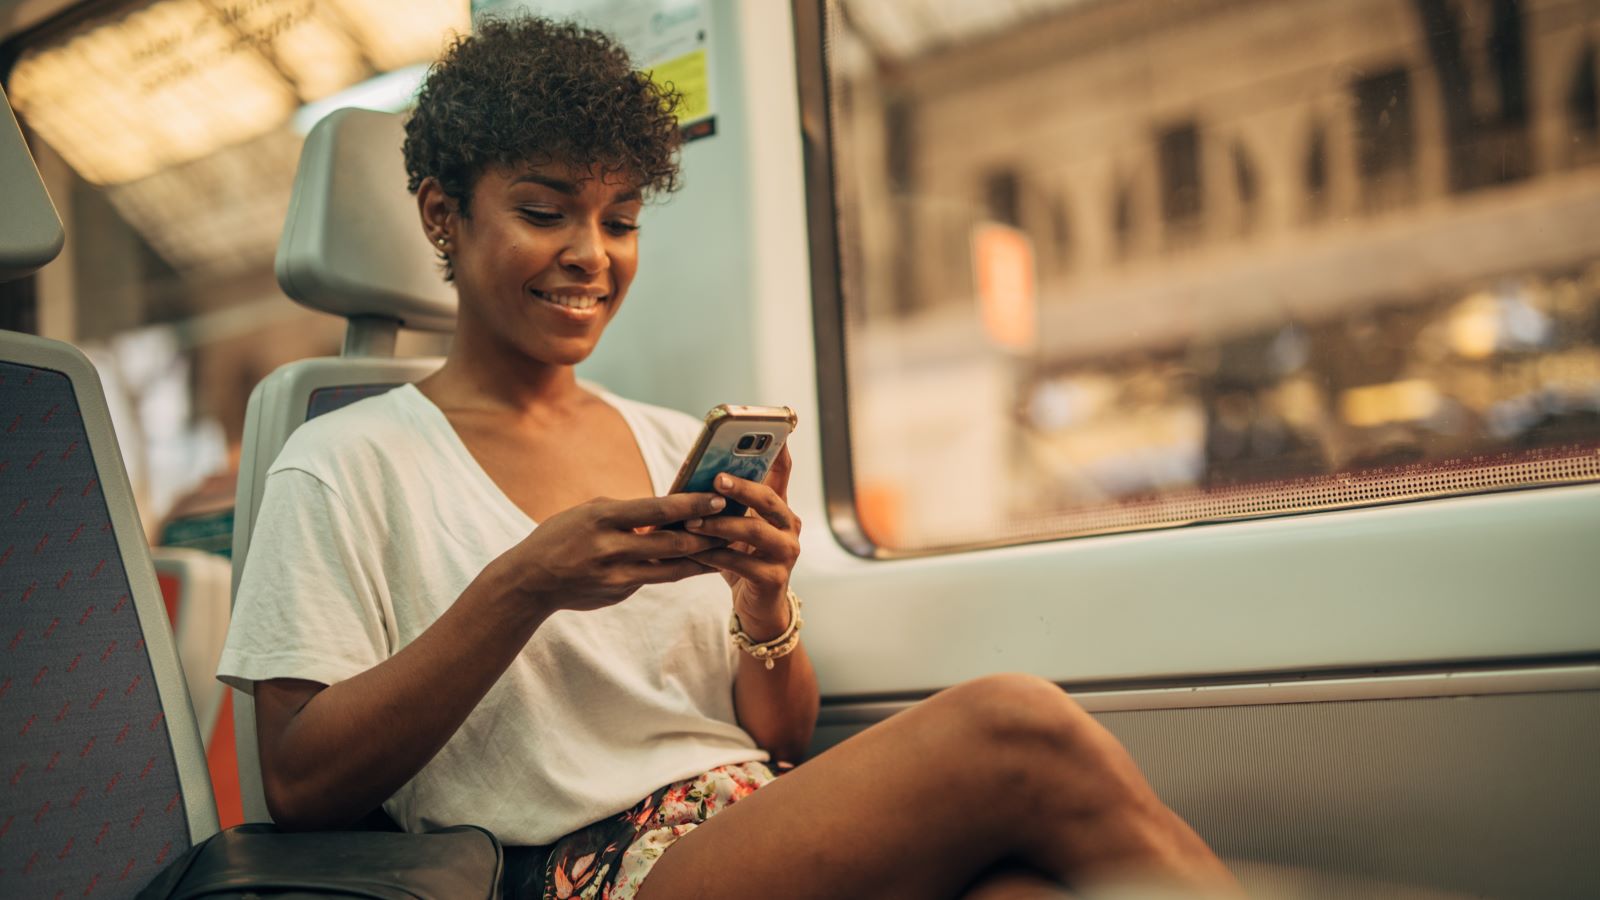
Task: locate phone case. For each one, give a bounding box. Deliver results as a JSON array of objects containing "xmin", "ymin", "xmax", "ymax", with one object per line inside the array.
[{"xmin": 666, "ymin": 404, "xmax": 798, "ymax": 522}]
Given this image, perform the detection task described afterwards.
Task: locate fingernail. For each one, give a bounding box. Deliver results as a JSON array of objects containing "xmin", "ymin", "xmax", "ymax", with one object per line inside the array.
[
  {"xmin": 686, "ymin": 518, "xmax": 703, "ymax": 529},
  {"xmin": 717, "ymin": 474, "xmax": 731, "ymax": 489},
  {"xmin": 709, "ymin": 496, "xmax": 726, "ymax": 510}
]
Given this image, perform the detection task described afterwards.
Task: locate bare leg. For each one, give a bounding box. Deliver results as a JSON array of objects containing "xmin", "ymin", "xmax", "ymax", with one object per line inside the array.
[
  {"xmin": 960, "ymin": 865, "xmax": 1076, "ymax": 900},
  {"xmin": 635, "ymin": 674, "xmax": 1234, "ymax": 900}
]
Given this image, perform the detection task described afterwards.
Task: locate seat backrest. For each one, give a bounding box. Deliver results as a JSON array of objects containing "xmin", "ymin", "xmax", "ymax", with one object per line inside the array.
[
  {"xmin": 0, "ymin": 85, "xmax": 62, "ymax": 281},
  {"xmin": 229, "ymin": 107, "xmax": 455, "ymax": 824},
  {"xmin": 150, "ymin": 547, "xmax": 241, "ymax": 830},
  {"xmin": 0, "ymin": 331, "xmax": 218, "ymax": 899},
  {"xmin": 149, "ymin": 548, "xmax": 232, "ymax": 744}
]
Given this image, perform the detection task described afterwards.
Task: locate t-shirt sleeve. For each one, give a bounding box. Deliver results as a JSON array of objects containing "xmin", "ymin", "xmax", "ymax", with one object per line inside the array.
[{"xmin": 216, "ymin": 467, "xmax": 390, "ymax": 695}]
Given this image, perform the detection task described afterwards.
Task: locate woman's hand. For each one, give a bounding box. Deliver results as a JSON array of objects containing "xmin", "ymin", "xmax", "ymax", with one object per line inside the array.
[
  {"xmin": 501, "ymin": 492, "xmax": 730, "ymax": 614},
  {"xmin": 684, "ymin": 446, "xmax": 802, "ymax": 638}
]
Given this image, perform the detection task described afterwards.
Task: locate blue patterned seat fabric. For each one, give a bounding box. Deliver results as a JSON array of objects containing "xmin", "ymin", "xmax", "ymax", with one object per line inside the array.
[
  {"xmin": 0, "ymin": 360, "xmax": 190, "ymax": 899},
  {"xmin": 306, "ymin": 383, "xmax": 400, "ymax": 421}
]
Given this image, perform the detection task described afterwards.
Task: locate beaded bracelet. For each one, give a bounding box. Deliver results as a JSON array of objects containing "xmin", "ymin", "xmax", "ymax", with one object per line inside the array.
[{"xmin": 729, "ymin": 590, "xmax": 803, "ymax": 670}]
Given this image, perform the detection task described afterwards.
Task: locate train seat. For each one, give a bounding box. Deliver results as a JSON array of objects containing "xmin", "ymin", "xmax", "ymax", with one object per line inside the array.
[
  {"xmin": 0, "ymin": 85, "xmax": 62, "ymax": 281},
  {"xmin": 1, "ymin": 82, "xmax": 219, "ymax": 898},
  {"xmin": 150, "ymin": 547, "xmax": 241, "ymax": 828},
  {"xmin": 228, "ymin": 107, "xmax": 455, "ymax": 824},
  {"xmin": 150, "ymin": 548, "xmax": 230, "ymax": 744},
  {"xmin": 0, "ymin": 330, "xmax": 221, "ymax": 898}
]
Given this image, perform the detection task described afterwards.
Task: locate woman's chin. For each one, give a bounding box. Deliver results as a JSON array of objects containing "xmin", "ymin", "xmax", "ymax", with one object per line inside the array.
[{"xmin": 524, "ymin": 337, "xmax": 601, "ymax": 368}]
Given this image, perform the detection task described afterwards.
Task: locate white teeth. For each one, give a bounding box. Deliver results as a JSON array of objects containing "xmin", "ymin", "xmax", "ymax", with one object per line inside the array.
[{"xmin": 535, "ymin": 291, "xmax": 602, "ymax": 310}]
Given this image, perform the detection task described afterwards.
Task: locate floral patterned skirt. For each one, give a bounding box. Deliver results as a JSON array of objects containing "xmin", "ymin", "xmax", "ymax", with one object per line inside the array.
[{"xmin": 540, "ymin": 760, "xmax": 777, "ymax": 900}]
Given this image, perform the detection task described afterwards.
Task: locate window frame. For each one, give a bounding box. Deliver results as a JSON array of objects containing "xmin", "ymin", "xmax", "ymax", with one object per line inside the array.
[
  {"xmin": 793, "ymin": 0, "xmax": 873, "ymax": 556},
  {"xmin": 791, "ymin": 0, "xmax": 1600, "ymax": 563}
]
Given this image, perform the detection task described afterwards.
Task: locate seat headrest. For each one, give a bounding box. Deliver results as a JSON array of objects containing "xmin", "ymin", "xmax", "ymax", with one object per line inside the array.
[
  {"xmin": 0, "ymin": 86, "xmax": 64, "ymax": 282},
  {"xmin": 275, "ymin": 108, "xmax": 457, "ymax": 332}
]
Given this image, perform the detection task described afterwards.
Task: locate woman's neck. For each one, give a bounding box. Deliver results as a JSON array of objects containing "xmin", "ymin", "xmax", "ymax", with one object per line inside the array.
[{"xmin": 418, "ymin": 322, "xmax": 589, "ymax": 421}]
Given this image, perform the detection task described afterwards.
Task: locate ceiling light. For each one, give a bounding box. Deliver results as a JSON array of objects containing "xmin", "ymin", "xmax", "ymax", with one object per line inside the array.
[{"xmin": 9, "ymin": 0, "xmax": 466, "ymax": 186}]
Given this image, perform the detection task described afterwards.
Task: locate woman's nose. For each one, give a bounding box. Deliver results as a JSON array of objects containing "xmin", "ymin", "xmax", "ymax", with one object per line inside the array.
[{"xmin": 559, "ymin": 224, "xmax": 609, "ymax": 274}]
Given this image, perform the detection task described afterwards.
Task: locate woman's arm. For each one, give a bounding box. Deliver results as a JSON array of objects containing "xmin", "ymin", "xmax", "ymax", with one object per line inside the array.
[
  {"xmin": 253, "ymin": 492, "xmax": 728, "ymax": 830},
  {"xmin": 687, "ymin": 449, "xmax": 821, "ymax": 764},
  {"xmin": 255, "ymin": 558, "xmax": 544, "ymax": 829},
  {"xmin": 729, "ymin": 603, "xmax": 819, "ymax": 765}
]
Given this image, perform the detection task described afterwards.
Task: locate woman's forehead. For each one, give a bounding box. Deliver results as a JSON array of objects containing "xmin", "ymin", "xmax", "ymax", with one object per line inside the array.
[{"xmin": 488, "ymin": 160, "xmax": 643, "ymax": 201}]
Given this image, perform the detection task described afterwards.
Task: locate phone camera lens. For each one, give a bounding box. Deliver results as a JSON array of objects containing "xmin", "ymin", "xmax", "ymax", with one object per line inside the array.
[{"xmin": 737, "ymin": 435, "xmax": 756, "ymax": 451}]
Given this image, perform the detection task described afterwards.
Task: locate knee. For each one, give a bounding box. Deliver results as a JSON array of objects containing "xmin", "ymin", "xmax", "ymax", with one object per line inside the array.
[
  {"xmin": 940, "ymin": 674, "xmax": 1158, "ymax": 819},
  {"xmin": 939, "ymin": 673, "xmax": 1111, "ymax": 763}
]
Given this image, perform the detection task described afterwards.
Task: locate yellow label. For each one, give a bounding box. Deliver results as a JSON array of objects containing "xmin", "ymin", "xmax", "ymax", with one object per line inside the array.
[{"xmin": 649, "ymin": 49, "xmax": 711, "ymax": 123}]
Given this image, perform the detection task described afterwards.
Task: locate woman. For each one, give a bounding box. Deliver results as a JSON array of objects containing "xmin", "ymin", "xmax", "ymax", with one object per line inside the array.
[{"xmin": 217, "ymin": 16, "xmax": 1234, "ymax": 900}]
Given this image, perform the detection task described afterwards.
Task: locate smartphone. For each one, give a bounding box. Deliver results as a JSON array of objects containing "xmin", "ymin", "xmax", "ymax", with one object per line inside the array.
[{"xmin": 663, "ymin": 404, "xmax": 797, "ymax": 527}]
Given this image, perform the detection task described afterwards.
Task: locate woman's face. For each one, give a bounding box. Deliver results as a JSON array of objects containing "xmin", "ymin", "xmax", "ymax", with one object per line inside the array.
[{"xmin": 446, "ymin": 162, "xmax": 643, "ymax": 367}]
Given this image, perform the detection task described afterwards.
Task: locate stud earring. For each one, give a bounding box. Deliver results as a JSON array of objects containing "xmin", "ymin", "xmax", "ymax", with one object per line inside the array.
[{"xmin": 435, "ymin": 236, "xmax": 447, "ymax": 246}]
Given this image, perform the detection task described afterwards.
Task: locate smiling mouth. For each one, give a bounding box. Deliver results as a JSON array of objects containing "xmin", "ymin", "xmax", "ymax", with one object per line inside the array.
[{"xmin": 531, "ymin": 289, "xmax": 607, "ymax": 311}]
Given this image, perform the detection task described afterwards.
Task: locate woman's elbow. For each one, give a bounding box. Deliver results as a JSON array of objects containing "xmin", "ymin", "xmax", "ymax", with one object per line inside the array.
[
  {"xmin": 261, "ymin": 768, "xmax": 354, "ymax": 831},
  {"xmin": 262, "ymin": 771, "xmax": 317, "ymax": 830}
]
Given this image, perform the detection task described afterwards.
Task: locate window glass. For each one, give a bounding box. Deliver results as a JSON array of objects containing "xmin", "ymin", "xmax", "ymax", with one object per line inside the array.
[
  {"xmin": 816, "ymin": 0, "xmax": 1600, "ymax": 553},
  {"xmin": 5, "ymin": 0, "xmax": 466, "ymax": 537}
]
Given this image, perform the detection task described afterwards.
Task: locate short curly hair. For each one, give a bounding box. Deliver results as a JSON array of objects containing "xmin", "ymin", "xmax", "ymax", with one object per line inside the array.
[{"xmin": 403, "ymin": 16, "xmax": 684, "ymax": 267}]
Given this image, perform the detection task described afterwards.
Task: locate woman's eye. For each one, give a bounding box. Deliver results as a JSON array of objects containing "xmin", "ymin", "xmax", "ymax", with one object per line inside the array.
[
  {"xmin": 606, "ymin": 221, "xmax": 640, "ymax": 235},
  {"xmin": 519, "ymin": 209, "xmax": 562, "ymax": 225}
]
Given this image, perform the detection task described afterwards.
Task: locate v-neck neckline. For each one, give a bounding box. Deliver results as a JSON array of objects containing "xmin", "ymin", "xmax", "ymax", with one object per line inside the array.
[{"xmin": 398, "ymin": 381, "xmax": 663, "ymax": 529}]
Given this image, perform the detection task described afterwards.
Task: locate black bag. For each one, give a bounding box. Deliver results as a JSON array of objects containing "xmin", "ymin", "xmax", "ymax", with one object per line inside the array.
[{"xmin": 136, "ymin": 823, "xmax": 503, "ymax": 899}]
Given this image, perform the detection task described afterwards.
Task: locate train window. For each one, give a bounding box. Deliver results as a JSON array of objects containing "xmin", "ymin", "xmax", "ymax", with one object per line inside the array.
[
  {"xmin": 801, "ymin": 0, "xmax": 1600, "ymax": 555},
  {"xmin": 3, "ymin": 1, "xmax": 465, "ymax": 533}
]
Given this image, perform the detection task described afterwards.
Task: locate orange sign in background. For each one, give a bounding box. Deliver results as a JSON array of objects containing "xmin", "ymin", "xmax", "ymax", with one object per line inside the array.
[{"xmin": 971, "ymin": 222, "xmax": 1038, "ymax": 352}]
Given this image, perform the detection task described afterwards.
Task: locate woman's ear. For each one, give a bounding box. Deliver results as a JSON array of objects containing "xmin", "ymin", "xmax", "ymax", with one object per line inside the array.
[
  {"xmin": 417, "ymin": 176, "xmax": 459, "ymax": 245},
  {"xmin": 417, "ymin": 177, "xmax": 460, "ymax": 278}
]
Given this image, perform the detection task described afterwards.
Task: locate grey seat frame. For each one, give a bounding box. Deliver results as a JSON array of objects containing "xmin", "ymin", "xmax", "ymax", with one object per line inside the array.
[{"xmin": 0, "ymin": 330, "xmax": 221, "ymax": 841}]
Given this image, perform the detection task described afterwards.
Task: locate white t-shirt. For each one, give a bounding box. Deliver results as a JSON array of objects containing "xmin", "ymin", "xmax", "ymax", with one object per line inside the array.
[{"xmin": 217, "ymin": 383, "xmax": 766, "ymax": 845}]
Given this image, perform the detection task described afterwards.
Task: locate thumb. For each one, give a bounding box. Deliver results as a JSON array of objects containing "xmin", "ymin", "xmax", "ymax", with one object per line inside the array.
[{"xmin": 766, "ymin": 445, "xmax": 793, "ymax": 499}]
